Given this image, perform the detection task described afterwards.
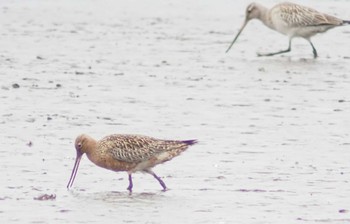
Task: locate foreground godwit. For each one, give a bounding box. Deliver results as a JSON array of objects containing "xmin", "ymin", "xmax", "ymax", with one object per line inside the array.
[
  {"xmin": 67, "ymin": 134, "xmax": 197, "ymax": 192},
  {"xmin": 226, "ymin": 2, "xmax": 350, "ymax": 58}
]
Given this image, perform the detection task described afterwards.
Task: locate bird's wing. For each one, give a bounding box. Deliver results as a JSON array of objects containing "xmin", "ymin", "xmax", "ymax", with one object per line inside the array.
[
  {"xmin": 276, "ymin": 2, "xmax": 343, "ymax": 27},
  {"xmin": 100, "ymin": 135, "xmax": 178, "ymax": 163}
]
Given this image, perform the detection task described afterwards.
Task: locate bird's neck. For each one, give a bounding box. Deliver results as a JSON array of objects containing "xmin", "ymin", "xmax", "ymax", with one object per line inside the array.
[
  {"xmin": 83, "ymin": 137, "xmax": 98, "ymax": 157},
  {"xmin": 256, "ymin": 5, "xmax": 273, "ymax": 29},
  {"xmin": 84, "ymin": 139, "xmax": 110, "ymax": 169}
]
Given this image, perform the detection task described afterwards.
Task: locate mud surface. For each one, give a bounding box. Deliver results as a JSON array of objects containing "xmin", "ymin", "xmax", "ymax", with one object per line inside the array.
[{"xmin": 1, "ymin": 0, "xmax": 350, "ymax": 223}]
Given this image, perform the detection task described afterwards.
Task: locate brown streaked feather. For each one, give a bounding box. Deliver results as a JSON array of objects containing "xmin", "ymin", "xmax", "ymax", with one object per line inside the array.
[
  {"xmin": 68, "ymin": 133, "xmax": 197, "ymax": 192},
  {"xmin": 98, "ymin": 134, "xmax": 189, "ymax": 163},
  {"xmin": 277, "ymin": 2, "xmax": 343, "ymax": 27}
]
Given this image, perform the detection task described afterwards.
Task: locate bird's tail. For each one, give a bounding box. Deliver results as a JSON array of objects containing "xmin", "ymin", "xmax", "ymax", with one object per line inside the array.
[
  {"xmin": 343, "ymin": 20, "xmax": 350, "ymax": 25},
  {"xmin": 181, "ymin": 139, "xmax": 198, "ymax": 146}
]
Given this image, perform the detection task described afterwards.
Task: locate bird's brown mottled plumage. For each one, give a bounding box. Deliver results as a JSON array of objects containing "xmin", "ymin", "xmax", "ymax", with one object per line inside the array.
[
  {"xmin": 226, "ymin": 2, "xmax": 349, "ymax": 58},
  {"xmin": 67, "ymin": 134, "xmax": 197, "ymax": 192},
  {"xmin": 101, "ymin": 134, "xmax": 190, "ymax": 163},
  {"xmin": 275, "ymin": 2, "xmax": 343, "ymax": 27}
]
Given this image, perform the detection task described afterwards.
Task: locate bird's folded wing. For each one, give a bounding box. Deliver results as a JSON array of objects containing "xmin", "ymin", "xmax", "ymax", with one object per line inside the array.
[
  {"xmin": 100, "ymin": 135, "xmax": 173, "ymax": 162},
  {"xmin": 277, "ymin": 3, "xmax": 343, "ymax": 27}
]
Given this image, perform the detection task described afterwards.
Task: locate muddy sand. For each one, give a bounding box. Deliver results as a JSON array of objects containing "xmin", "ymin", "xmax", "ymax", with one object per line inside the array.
[{"xmin": 1, "ymin": 0, "xmax": 350, "ymax": 223}]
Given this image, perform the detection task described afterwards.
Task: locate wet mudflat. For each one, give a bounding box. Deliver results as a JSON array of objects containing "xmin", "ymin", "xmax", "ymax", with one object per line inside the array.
[{"xmin": 1, "ymin": 0, "xmax": 350, "ymax": 223}]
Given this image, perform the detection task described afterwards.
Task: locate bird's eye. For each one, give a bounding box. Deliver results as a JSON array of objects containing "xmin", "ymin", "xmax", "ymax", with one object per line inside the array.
[
  {"xmin": 78, "ymin": 143, "xmax": 82, "ymax": 149},
  {"xmin": 247, "ymin": 5, "xmax": 254, "ymax": 13}
]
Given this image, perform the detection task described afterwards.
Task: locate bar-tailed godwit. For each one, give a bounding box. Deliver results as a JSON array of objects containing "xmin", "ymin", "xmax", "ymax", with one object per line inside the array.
[
  {"xmin": 67, "ymin": 134, "xmax": 197, "ymax": 192},
  {"xmin": 226, "ymin": 2, "xmax": 350, "ymax": 58}
]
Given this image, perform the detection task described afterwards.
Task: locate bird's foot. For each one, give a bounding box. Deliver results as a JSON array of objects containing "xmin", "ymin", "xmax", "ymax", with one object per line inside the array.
[
  {"xmin": 257, "ymin": 52, "xmax": 278, "ymax": 57},
  {"xmin": 257, "ymin": 48, "xmax": 291, "ymax": 57},
  {"xmin": 127, "ymin": 174, "xmax": 133, "ymax": 193}
]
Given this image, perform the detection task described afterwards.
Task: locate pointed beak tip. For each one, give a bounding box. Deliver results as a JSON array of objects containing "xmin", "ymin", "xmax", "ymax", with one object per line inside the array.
[
  {"xmin": 225, "ymin": 21, "xmax": 248, "ymax": 54},
  {"xmin": 66, "ymin": 153, "xmax": 82, "ymax": 190}
]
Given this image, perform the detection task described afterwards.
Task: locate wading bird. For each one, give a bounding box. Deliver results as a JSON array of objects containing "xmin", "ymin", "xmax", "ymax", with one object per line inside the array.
[
  {"xmin": 67, "ymin": 134, "xmax": 197, "ymax": 192},
  {"xmin": 226, "ymin": 2, "xmax": 350, "ymax": 58}
]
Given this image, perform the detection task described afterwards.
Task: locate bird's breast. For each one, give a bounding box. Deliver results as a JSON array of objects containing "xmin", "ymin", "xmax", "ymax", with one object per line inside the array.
[{"xmin": 86, "ymin": 151, "xmax": 137, "ymax": 172}]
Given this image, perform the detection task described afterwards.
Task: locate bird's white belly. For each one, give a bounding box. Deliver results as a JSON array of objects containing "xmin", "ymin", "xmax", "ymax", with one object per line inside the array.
[
  {"xmin": 272, "ymin": 16, "xmax": 335, "ymax": 38},
  {"xmin": 292, "ymin": 25, "xmax": 334, "ymax": 38},
  {"xmin": 132, "ymin": 152, "xmax": 172, "ymax": 172}
]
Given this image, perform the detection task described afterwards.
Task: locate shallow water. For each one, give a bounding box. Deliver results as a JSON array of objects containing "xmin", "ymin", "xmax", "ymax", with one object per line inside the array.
[{"xmin": 1, "ymin": 0, "xmax": 350, "ymax": 223}]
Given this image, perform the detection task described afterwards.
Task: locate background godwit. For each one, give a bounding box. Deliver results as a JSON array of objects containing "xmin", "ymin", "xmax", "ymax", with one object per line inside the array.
[
  {"xmin": 226, "ymin": 2, "xmax": 350, "ymax": 58},
  {"xmin": 67, "ymin": 134, "xmax": 197, "ymax": 192}
]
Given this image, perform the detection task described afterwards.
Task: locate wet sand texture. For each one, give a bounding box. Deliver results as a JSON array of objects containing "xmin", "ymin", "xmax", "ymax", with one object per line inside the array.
[{"xmin": 1, "ymin": 0, "xmax": 350, "ymax": 223}]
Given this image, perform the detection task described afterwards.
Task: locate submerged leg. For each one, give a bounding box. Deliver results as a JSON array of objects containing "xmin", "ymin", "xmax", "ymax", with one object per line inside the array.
[
  {"xmin": 145, "ymin": 170, "xmax": 167, "ymax": 191},
  {"xmin": 257, "ymin": 39, "xmax": 292, "ymax": 57},
  {"xmin": 127, "ymin": 174, "xmax": 133, "ymax": 193},
  {"xmin": 308, "ymin": 40, "xmax": 318, "ymax": 58}
]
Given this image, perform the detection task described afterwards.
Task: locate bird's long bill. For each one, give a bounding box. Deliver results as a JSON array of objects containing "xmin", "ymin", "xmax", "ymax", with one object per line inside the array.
[
  {"xmin": 67, "ymin": 152, "xmax": 82, "ymax": 189},
  {"xmin": 225, "ymin": 20, "xmax": 248, "ymax": 53}
]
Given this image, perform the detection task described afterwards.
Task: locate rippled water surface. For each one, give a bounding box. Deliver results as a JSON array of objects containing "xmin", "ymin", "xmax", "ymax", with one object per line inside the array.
[{"xmin": 1, "ymin": 0, "xmax": 350, "ymax": 223}]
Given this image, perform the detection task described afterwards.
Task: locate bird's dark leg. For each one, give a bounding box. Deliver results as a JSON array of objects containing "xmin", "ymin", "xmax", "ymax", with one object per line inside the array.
[
  {"xmin": 308, "ymin": 40, "xmax": 318, "ymax": 58},
  {"xmin": 257, "ymin": 39, "xmax": 292, "ymax": 57},
  {"xmin": 127, "ymin": 174, "xmax": 133, "ymax": 193},
  {"xmin": 146, "ymin": 170, "xmax": 167, "ymax": 191}
]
